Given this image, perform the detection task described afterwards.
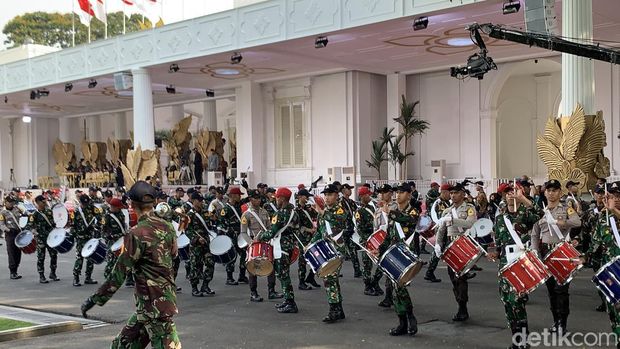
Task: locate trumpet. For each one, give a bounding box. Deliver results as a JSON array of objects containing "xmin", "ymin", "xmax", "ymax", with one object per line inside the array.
[
  {"xmin": 172, "ymin": 206, "xmax": 191, "ymax": 232},
  {"xmin": 155, "ymin": 202, "xmax": 171, "ymax": 218}
]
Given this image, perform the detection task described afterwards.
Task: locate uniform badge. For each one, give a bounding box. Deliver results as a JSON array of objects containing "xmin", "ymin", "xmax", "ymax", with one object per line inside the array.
[
  {"xmin": 101, "ymin": 217, "xmax": 106, "ymax": 225},
  {"xmin": 355, "ymin": 212, "xmax": 360, "ymax": 220},
  {"xmin": 567, "ymin": 207, "xmax": 575, "ymax": 215},
  {"xmin": 271, "ymin": 216, "xmax": 277, "ymax": 224},
  {"xmin": 220, "ymin": 209, "xmax": 226, "ymax": 216},
  {"xmin": 0, "ymin": 215, "xmax": 4, "ymax": 221},
  {"xmin": 241, "ymin": 216, "xmax": 248, "ymax": 225},
  {"xmin": 467, "ymin": 207, "xmax": 475, "ymax": 216},
  {"xmin": 409, "ymin": 209, "xmax": 417, "ymax": 217},
  {"xmin": 336, "ymin": 207, "xmax": 344, "ymax": 215},
  {"xmin": 29, "ymin": 215, "xmax": 34, "ymax": 222}
]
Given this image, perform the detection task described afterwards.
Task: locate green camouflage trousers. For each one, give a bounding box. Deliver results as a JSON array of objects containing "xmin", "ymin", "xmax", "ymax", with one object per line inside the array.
[
  {"xmin": 297, "ymin": 233, "xmax": 312, "ymax": 282},
  {"xmin": 225, "ymin": 244, "xmax": 247, "ymax": 275},
  {"xmin": 275, "ymin": 254, "xmax": 294, "ymax": 300},
  {"xmin": 323, "ymin": 266, "xmax": 343, "ymax": 304},
  {"xmin": 36, "ymin": 240, "xmax": 57, "ymax": 275},
  {"xmin": 73, "ymin": 239, "xmax": 94, "ymax": 278},
  {"xmin": 111, "ymin": 313, "xmax": 181, "ymax": 349},
  {"xmin": 361, "ymin": 252, "xmax": 375, "ymax": 284},
  {"xmin": 499, "ymin": 274, "xmax": 527, "ymax": 324},
  {"xmin": 605, "ymin": 299, "xmax": 620, "ymax": 340},
  {"xmin": 344, "ymin": 232, "xmax": 361, "ymax": 274},
  {"xmin": 189, "ymin": 243, "xmax": 214, "ymax": 287},
  {"xmin": 104, "ymin": 252, "xmax": 118, "ymax": 280},
  {"xmin": 393, "ymin": 283, "xmax": 413, "ymax": 316}
]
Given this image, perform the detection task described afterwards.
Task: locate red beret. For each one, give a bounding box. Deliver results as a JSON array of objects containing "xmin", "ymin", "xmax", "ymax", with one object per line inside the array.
[
  {"xmin": 297, "ymin": 184, "xmax": 305, "ymax": 190},
  {"xmin": 109, "ymin": 198, "xmax": 124, "ymax": 208},
  {"xmin": 497, "ymin": 183, "xmax": 512, "ymax": 193},
  {"xmin": 440, "ymin": 184, "xmax": 451, "ymax": 191},
  {"xmin": 228, "ymin": 187, "xmax": 242, "ymax": 195},
  {"xmin": 358, "ymin": 187, "xmax": 372, "ymax": 196},
  {"xmin": 430, "ymin": 182, "xmax": 439, "ymax": 187},
  {"xmin": 275, "ymin": 187, "xmax": 292, "ymax": 199}
]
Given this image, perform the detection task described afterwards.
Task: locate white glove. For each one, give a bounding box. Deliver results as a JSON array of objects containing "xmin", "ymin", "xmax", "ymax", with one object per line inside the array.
[
  {"xmin": 439, "ymin": 216, "xmax": 452, "ymax": 226},
  {"xmin": 434, "ymin": 244, "xmax": 442, "ymax": 257}
]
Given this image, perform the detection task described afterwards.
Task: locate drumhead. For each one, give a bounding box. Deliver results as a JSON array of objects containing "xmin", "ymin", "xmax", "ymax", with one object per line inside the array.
[
  {"xmin": 121, "ymin": 209, "xmax": 130, "ymax": 228},
  {"xmin": 15, "ymin": 231, "xmax": 34, "ymax": 247},
  {"xmin": 415, "ymin": 216, "xmax": 432, "ymax": 232},
  {"xmin": 47, "ymin": 228, "xmax": 67, "ymax": 248},
  {"xmin": 18, "ymin": 216, "xmax": 29, "ymax": 228},
  {"xmin": 52, "ymin": 204, "xmax": 69, "ymax": 228},
  {"xmin": 473, "ymin": 218, "xmax": 493, "ymax": 238},
  {"xmin": 177, "ymin": 234, "xmax": 190, "ymax": 248},
  {"xmin": 211, "ymin": 235, "xmax": 233, "ymax": 255},
  {"xmin": 111, "ymin": 237, "xmax": 124, "ymax": 252},
  {"xmin": 81, "ymin": 238, "xmax": 100, "ymax": 257}
]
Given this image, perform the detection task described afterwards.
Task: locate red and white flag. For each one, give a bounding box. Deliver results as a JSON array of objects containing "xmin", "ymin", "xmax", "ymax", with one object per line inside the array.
[
  {"xmin": 74, "ymin": 0, "xmax": 94, "ymax": 27},
  {"xmin": 121, "ymin": 0, "xmax": 135, "ymax": 17},
  {"xmin": 89, "ymin": 0, "xmax": 107, "ymax": 24},
  {"xmin": 135, "ymin": 0, "xmax": 161, "ymax": 26}
]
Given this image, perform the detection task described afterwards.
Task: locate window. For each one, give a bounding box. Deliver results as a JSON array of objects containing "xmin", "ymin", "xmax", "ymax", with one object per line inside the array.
[{"xmin": 276, "ymin": 98, "xmax": 306, "ymax": 168}]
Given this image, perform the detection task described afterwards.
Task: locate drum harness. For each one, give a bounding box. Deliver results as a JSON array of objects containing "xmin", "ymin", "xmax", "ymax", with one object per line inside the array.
[
  {"xmin": 107, "ymin": 212, "xmax": 126, "ymax": 235},
  {"xmin": 192, "ymin": 210, "xmax": 217, "ymax": 240},
  {"xmin": 5, "ymin": 209, "xmax": 22, "ymax": 232},
  {"xmin": 271, "ymin": 209, "xmax": 297, "ymax": 259},
  {"xmin": 35, "ymin": 209, "xmax": 53, "ymax": 229}
]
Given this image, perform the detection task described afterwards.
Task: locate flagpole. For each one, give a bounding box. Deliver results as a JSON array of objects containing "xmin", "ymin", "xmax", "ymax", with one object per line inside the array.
[
  {"xmin": 71, "ymin": 0, "xmax": 76, "ymax": 47},
  {"xmin": 104, "ymin": 0, "xmax": 108, "ymax": 39},
  {"xmin": 88, "ymin": 17, "xmax": 91, "ymax": 43},
  {"xmin": 122, "ymin": 1, "xmax": 126, "ymax": 34}
]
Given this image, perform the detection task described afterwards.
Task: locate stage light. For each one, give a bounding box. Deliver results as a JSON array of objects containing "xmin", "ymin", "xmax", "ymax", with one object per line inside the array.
[
  {"xmin": 230, "ymin": 52, "xmax": 243, "ymax": 64},
  {"xmin": 315, "ymin": 36, "xmax": 328, "ymax": 48},
  {"xmin": 22, "ymin": 116, "xmax": 31, "ymax": 123},
  {"xmin": 30, "ymin": 90, "xmax": 37, "ymax": 100},
  {"xmin": 205, "ymin": 89, "xmax": 215, "ymax": 97},
  {"xmin": 65, "ymin": 83, "xmax": 73, "ymax": 92},
  {"xmin": 413, "ymin": 17, "xmax": 429, "ymax": 31},
  {"xmin": 503, "ymin": 0, "xmax": 521, "ymax": 14},
  {"xmin": 169, "ymin": 63, "xmax": 180, "ymax": 73},
  {"xmin": 88, "ymin": 79, "xmax": 97, "ymax": 89},
  {"xmin": 38, "ymin": 89, "xmax": 49, "ymax": 97},
  {"xmin": 4, "ymin": 96, "xmax": 7, "ymax": 103},
  {"xmin": 166, "ymin": 85, "xmax": 176, "ymax": 94}
]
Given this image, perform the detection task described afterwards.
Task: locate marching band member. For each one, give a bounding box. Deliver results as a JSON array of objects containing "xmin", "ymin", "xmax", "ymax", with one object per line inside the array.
[
  {"xmin": 263, "ymin": 187, "xmax": 278, "ymax": 218},
  {"xmin": 424, "ymin": 183, "xmax": 451, "ymax": 283},
  {"xmin": 72, "ymin": 194, "xmax": 103, "ymax": 287},
  {"xmin": 241, "ymin": 190, "xmax": 281, "ymax": 302},
  {"xmin": 257, "ymin": 187, "xmax": 299, "ymax": 313},
  {"xmin": 374, "ymin": 183, "xmax": 419, "ymax": 336},
  {"xmin": 296, "ymin": 189, "xmax": 320, "ymax": 290},
  {"xmin": 100, "ymin": 198, "xmax": 127, "ymax": 281},
  {"xmin": 218, "ymin": 187, "xmax": 247, "ymax": 285},
  {"xmin": 168, "ymin": 187, "xmax": 186, "ymax": 210},
  {"xmin": 340, "ymin": 183, "xmax": 362, "ymax": 278},
  {"xmin": 0, "ymin": 195, "xmax": 23, "ymax": 280},
  {"xmin": 435, "ymin": 182, "xmax": 477, "ymax": 322},
  {"xmin": 582, "ymin": 185, "xmax": 607, "ymax": 311},
  {"xmin": 28, "ymin": 195, "xmax": 59, "ymax": 283},
  {"xmin": 186, "ymin": 192, "xmax": 216, "ymax": 297},
  {"xmin": 488, "ymin": 185, "xmax": 539, "ymax": 349},
  {"xmin": 531, "ymin": 179, "xmax": 581, "ymax": 333},
  {"xmin": 356, "ymin": 186, "xmax": 380, "ymax": 296},
  {"xmin": 310, "ymin": 184, "xmax": 348, "ymax": 322},
  {"xmin": 373, "ymin": 184, "xmax": 396, "ymax": 306}
]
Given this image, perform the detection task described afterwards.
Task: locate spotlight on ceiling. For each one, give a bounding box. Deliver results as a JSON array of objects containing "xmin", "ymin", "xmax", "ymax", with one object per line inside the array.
[
  {"xmin": 65, "ymin": 83, "xmax": 73, "ymax": 92},
  {"xmin": 38, "ymin": 89, "xmax": 50, "ymax": 97},
  {"xmin": 230, "ymin": 52, "xmax": 243, "ymax": 64},
  {"xmin": 205, "ymin": 89, "xmax": 215, "ymax": 98},
  {"xmin": 22, "ymin": 116, "xmax": 31, "ymax": 123},
  {"xmin": 413, "ymin": 16, "xmax": 429, "ymax": 31},
  {"xmin": 88, "ymin": 79, "xmax": 97, "ymax": 89},
  {"xmin": 166, "ymin": 85, "xmax": 176, "ymax": 94},
  {"xmin": 30, "ymin": 90, "xmax": 37, "ymax": 100},
  {"xmin": 169, "ymin": 63, "xmax": 180, "ymax": 73},
  {"xmin": 3, "ymin": 96, "xmax": 7, "ymax": 104},
  {"xmin": 315, "ymin": 36, "xmax": 328, "ymax": 49},
  {"xmin": 502, "ymin": 0, "xmax": 521, "ymax": 14}
]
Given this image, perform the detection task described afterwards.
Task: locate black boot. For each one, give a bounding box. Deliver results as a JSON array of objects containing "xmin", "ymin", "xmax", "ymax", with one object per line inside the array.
[
  {"xmin": 559, "ymin": 314, "xmax": 568, "ymax": 333},
  {"xmin": 298, "ymin": 282, "xmax": 313, "ymax": 290},
  {"xmin": 389, "ymin": 314, "xmax": 408, "ymax": 336},
  {"xmin": 335, "ymin": 302, "xmax": 346, "ymax": 320},
  {"xmin": 10, "ymin": 273, "xmax": 22, "ymax": 280},
  {"xmin": 373, "ymin": 282, "xmax": 384, "ymax": 295},
  {"xmin": 510, "ymin": 321, "xmax": 529, "ymax": 349},
  {"xmin": 277, "ymin": 299, "xmax": 298, "ymax": 313},
  {"xmin": 250, "ymin": 291, "xmax": 263, "ymax": 302},
  {"xmin": 201, "ymin": 281, "xmax": 215, "ymax": 296},
  {"xmin": 364, "ymin": 282, "xmax": 379, "ymax": 296},
  {"xmin": 39, "ymin": 273, "xmax": 49, "ymax": 284},
  {"xmin": 549, "ymin": 312, "xmax": 561, "ymax": 333},
  {"xmin": 49, "ymin": 271, "xmax": 60, "ymax": 281},
  {"xmin": 268, "ymin": 288, "xmax": 284, "ymax": 299},
  {"xmin": 596, "ymin": 302, "xmax": 606, "ymax": 312},
  {"xmin": 378, "ymin": 289, "xmax": 393, "ymax": 308},
  {"xmin": 452, "ymin": 302, "xmax": 469, "ymax": 321},
  {"xmin": 73, "ymin": 276, "xmax": 81, "ymax": 287},
  {"xmin": 191, "ymin": 285, "xmax": 203, "ymax": 297},
  {"xmin": 238, "ymin": 272, "xmax": 249, "ymax": 284},
  {"xmin": 306, "ymin": 271, "xmax": 321, "ymax": 288},
  {"xmin": 226, "ymin": 272, "xmax": 238, "ymax": 285},
  {"xmin": 406, "ymin": 306, "xmax": 418, "ymax": 336},
  {"xmin": 322, "ymin": 303, "xmax": 341, "ymax": 323},
  {"xmin": 84, "ymin": 277, "xmax": 98, "ymax": 285},
  {"xmin": 424, "ymin": 271, "xmax": 441, "ymax": 283}
]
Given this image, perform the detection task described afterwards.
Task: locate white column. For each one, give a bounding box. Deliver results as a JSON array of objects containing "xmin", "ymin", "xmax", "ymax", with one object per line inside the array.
[
  {"xmin": 386, "ymin": 73, "xmax": 406, "ymax": 181},
  {"xmin": 132, "ymin": 68, "xmax": 155, "ymax": 150},
  {"xmin": 203, "ymin": 100, "xmax": 217, "ymax": 131},
  {"xmin": 479, "ymin": 109, "xmax": 498, "ymax": 179},
  {"xmin": 235, "ymin": 81, "xmax": 264, "ymax": 186},
  {"xmin": 561, "ymin": 0, "xmax": 594, "ymax": 116},
  {"xmin": 171, "ymin": 104, "xmax": 185, "ymax": 124},
  {"xmin": 114, "ymin": 112, "xmax": 128, "ymax": 139},
  {"xmin": 535, "ymin": 75, "xmax": 552, "ymax": 176},
  {"xmin": 87, "ymin": 116, "xmax": 101, "ymax": 141},
  {"xmin": 59, "ymin": 118, "xmax": 73, "ymax": 143}
]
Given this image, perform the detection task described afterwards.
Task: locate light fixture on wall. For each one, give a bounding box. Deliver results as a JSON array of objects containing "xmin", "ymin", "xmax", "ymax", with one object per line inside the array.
[
  {"xmin": 65, "ymin": 83, "xmax": 73, "ymax": 92},
  {"xmin": 88, "ymin": 79, "xmax": 98, "ymax": 89},
  {"xmin": 413, "ymin": 17, "xmax": 429, "ymax": 31},
  {"xmin": 230, "ymin": 52, "xmax": 243, "ymax": 64},
  {"xmin": 315, "ymin": 36, "xmax": 328, "ymax": 48},
  {"xmin": 22, "ymin": 116, "xmax": 31, "ymax": 123},
  {"xmin": 205, "ymin": 89, "xmax": 215, "ymax": 97},
  {"xmin": 503, "ymin": 0, "xmax": 521, "ymax": 14},
  {"xmin": 166, "ymin": 85, "xmax": 176, "ymax": 94},
  {"xmin": 169, "ymin": 63, "xmax": 180, "ymax": 73},
  {"xmin": 29, "ymin": 89, "xmax": 49, "ymax": 100}
]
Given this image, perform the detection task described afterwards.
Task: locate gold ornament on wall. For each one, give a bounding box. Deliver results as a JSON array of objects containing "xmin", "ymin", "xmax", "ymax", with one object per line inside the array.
[
  {"xmin": 537, "ymin": 104, "xmax": 610, "ymax": 193},
  {"xmin": 163, "ymin": 116, "xmax": 193, "ymax": 167},
  {"xmin": 120, "ymin": 144, "xmax": 160, "ymax": 188},
  {"xmin": 107, "ymin": 138, "xmax": 133, "ymax": 164},
  {"xmin": 81, "ymin": 140, "xmax": 107, "ymax": 169},
  {"xmin": 195, "ymin": 128, "xmax": 225, "ymax": 167},
  {"xmin": 52, "ymin": 139, "xmax": 75, "ymax": 175}
]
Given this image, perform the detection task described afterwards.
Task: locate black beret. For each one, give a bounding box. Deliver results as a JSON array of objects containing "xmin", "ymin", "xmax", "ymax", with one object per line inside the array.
[
  {"xmin": 376, "ymin": 184, "xmax": 393, "ymax": 193},
  {"xmin": 4, "ymin": 195, "xmax": 17, "ymax": 203},
  {"xmin": 79, "ymin": 194, "xmax": 91, "ymax": 205},
  {"xmin": 247, "ymin": 190, "xmax": 261, "ymax": 199},
  {"xmin": 266, "ymin": 187, "xmax": 276, "ymax": 194},
  {"xmin": 127, "ymin": 181, "xmax": 157, "ymax": 203},
  {"xmin": 321, "ymin": 184, "xmax": 340, "ymax": 194},
  {"xmin": 545, "ymin": 179, "xmax": 562, "ymax": 190},
  {"xmin": 395, "ymin": 183, "xmax": 412, "ymax": 193},
  {"xmin": 190, "ymin": 192, "xmax": 204, "ymax": 201},
  {"xmin": 450, "ymin": 183, "xmax": 466, "ymax": 192},
  {"xmin": 297, "ymin": 189, "xmax": 314, "ymax": 197},
  {"xmin": 34, "ymin": 195, "xmax": 46, "ymax": 202},
  {"xmin": 608, "ymin": 182, "xmax": 620, "ymax": 194},
  {"xmin": 341, "ymin": 183, "xmax": 354, "ymax": 190}
]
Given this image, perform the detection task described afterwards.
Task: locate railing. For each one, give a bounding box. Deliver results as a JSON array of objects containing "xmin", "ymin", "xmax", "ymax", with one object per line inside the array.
[{"xmin": 365, "ymin": 177, "xmax": 549, "ymax": 196}]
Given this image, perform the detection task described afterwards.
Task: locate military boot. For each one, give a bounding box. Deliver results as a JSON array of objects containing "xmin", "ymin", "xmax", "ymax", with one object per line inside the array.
[
  {"xmin": 84, "ymin": 276, "xmax": 98, "ymax": 285},
  {"xmin": 268, "ymin": 288, "xmax": 284, "ymax": 299},
  {"xmin": 226, "ymin": 272, "xmax": 238, "ymax": 285},
  {"xmin": 298, "ymin": 282, "xmax": 313, "ymax": 290},
  {"xmin": 39, "ymin": 273, "xmax": 49, "ymax": 284},
  {"xmin": 191, "ymin": 285, "xmax": 203, "ymax": 297},
  {"xmin": 201, "ymin": 281, "xmax": 215, "ymax": 296},
  {"xmin": 406, "ymin": 306, "xmax": 418, "ymax": 336},
  {"xmin": 378, "ymin": 288, "xmax": 393, "ymax": 308},
  {"xmin": 49, "ymin": 271, "xmax": 60, "ymax": 281},
  {"xmin": 277, "ymin": 300, "xmax": 298, "ymax": 313},
  {"xmin": 250, "ymin": 291, "xmax": 263, "ymax": 302},
  {"xmin": 73, "ymin": 276, "xmax": 82, "ymax": 287},
  {"xmin": 372, "ymin": 282, "xmax": 384, "ymax": 295},
  {"xmin": 452, "ymin": 302, "xmax": 469, "ymax": 321},
  {"xmin": 322, "ymin": 303, "xmax": 341, "ymax": 323},
  {"xmin": 549, "ymin": 312, "xmax": 561, "ymax": 333},
  {"xmin": 238, "ymin": 271, "xmax": 249, "ymax": 284},
  {"xmin": 335, "ymin": 302, "xmax": 345, "ymax": 320},
  {"xmin": 424, "ymin": 271, "xmax": 441, "ymax": 283},
  {"xmin": 364, "ymin": 281, "xmax": 379, "ymax": 296},
  {"xmin": 389, "ymin": 314, "xmax": 408, "ymax": 336},
  {"xmin": 305, "ymin": 271, "xmax": 321, "ymax": 288}
]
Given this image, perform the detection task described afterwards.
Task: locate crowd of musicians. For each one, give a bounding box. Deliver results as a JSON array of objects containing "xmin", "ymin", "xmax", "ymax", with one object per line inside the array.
[{"xmin": 2, "ymin": 176, "xmax": 620, "ymax": 349}]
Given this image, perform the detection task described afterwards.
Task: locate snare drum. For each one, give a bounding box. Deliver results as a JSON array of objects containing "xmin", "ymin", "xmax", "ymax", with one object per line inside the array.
[
  {"xmin": 52, "ymin": 204, "xmax": 69, "ymax": 228},
  {"xmin": 593, "ymin": 256, "xmax": 620, "ymax": 305},
  {"xmin": 441, "ymin": 235, "xmax": 485, "ymax": 277},
  {"xmin": 246, "ymin": 242, "xmax": 274, "ymax": 277},
  {"xmin": 500, "ymin": 250, "xmax": 550, "ymax": 296},
  {"xmin": 543, "ymin": 242, "xmax": 583, "ymax": 285},
  {"xmin": 210, "ymin": 235, "xmax": 236, "ymax": 264},
  {"xmin": 47, "ymin": 227, "xmax": 75, "ymax": 253},
  {"xmin": 81, "ymin": 238, "xmax": 107, "ymax": 264},
  {"xmin": 111, "ymin": 237, "xmax": 124, "ymax": 257},
  {"xmin": 18, "ymin": 216, "xmax": 28, "ymax": 229},
  {"xmin": 415, "ymin": 216, "xmax": 433, "ymax": 234},
  {"xmin": 304, "ymin": 240, "xmax": 343, "ymax": 278},
  {"xmin": 379, "ymin": 243, "xmax": 423, "ymax": 287},
  {"xmin": 177, "ymin": 234, "xmax": 190, "ymax": 261},
  {"xmin": 289, "ymin": 246, "xmax": 300, "ymax": 264},
  {"xmin": 366, "ymin": 229, "xmax": 387, "ymax": 255},
  {"xmin": 14, "ymin": 230, "xmax": 37, "ymax": 254}
]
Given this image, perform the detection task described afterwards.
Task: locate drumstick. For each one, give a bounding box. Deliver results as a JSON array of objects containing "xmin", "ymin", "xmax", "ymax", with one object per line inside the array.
[
  {"xmin": 292, "ymin": 233, "xmax": 307, "ymax": 250},
  {"xmin": 549, "ymin": 257, "xmax": 579, "ymax": 262},
  {"xmin": 419, "ymin": 235, "xmax": 436, "ymax": 248},
  {"xmin": 605, "ymin": 184, "xmax": 610, "ymax": 225},
  {"xmin": 351, "ymin": 239, "xmax": 378, "ymax": 263}
]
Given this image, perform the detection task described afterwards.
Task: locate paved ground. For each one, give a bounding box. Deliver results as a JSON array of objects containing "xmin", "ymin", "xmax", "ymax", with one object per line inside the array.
[{"xmin": 0, "ymin": 245, "xmax": 615, "ymax": 349}]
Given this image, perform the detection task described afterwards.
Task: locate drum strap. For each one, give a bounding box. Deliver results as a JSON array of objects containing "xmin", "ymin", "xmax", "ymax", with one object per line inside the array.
[
  {"xmin": 609, "ymin": 217, "xmax": 620, "ymax": 248},
  {"xmin": 269, "ymin": 203, "xmax": 277, "ymax": 213},
  {"xmin": 430, "ymin": 199, "xmax": 440, "ymax": 224},
  {"xmin": 194, "ymin": 212, "xmax": 217, "ymax": 239},
  {"xmin": 36, "ymin": 210, "xmax": 53, "ymax": 228},
  {"xmin": 247, "ymin": 208, "xmax": 268, "ymax": 232},
  {"xmin": 6, "ymin": 210, "xmax": 21, "ymax": 232},
  {"xmin": 108, "ymin": 213, "xmax": 126, "ymax": 235},
  {"xmin": 503, "ymin": 215, "xmax": 524, "ymax": 250},
  {"xmin": 364, "ymin": 207, "xmax": 374, "ymax": 218},
  {"xmin": 451, "ymin": 208, "xmax": 464, "ymax": 234},
  {"xmin": 77, "ymin": 207, "xmax": 91, "ymax": 227},
  {"xmin": 226, "ymin": 203, "xmax": 241, "ymax": 223}
]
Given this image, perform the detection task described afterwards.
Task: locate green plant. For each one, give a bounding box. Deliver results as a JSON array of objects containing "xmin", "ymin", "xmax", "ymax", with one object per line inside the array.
[
  {"xmin": 155, "ymin": 129, "xmax": 172, "ymax": 141},
  {"xmin": 365, "ymin": 140, "xmax": 388, "ymax": 179},
  {"xmin": 393, "ymin": 95, "xmax": 429, "ymax": 179}
]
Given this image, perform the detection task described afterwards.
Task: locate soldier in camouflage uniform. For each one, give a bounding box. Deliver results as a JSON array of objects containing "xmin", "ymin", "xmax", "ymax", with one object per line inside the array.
[
  {"xmin": 0, "ymin": 195, "xmax": 23, "ymax": 279},
  {"xmin": 356, "ymin": 186, "xmax": 379, "ymax": 296},
  {"xmin": 257, "ymin": 187, "xmax": 300, "ymax": 313},
  {"xmin": 424, "ymin": 184, "xmax": 451, "ymax": 283},
  {"xmin": 374, "ymin": 183, "xmax": 419, "ymax": 336},
  {"xmin": 340, "ymin": 184, "xmax": 362, "ymax": 278},
  {"xmin": 101, "ymin": 198, "xmax": 127, "ymax": 280},
  {"xmin": 72, "ymin": 194, "xmax": 103, "ymax": 286},
  {"xmin": 295, "ymin": 189, "xmax": 319, "ymax": 290},
  {"xmin": 263, "ymin": 188, "xmax": 278, "ymax": 218},
  {"xmin": 582, "ymin": 185, "xmax": 607, "ymax": 311},
  {"xmin": 28, "ymin": 195, "xmax": 59, "ymax": 283},
  {"xmin": 487, "ymin": 186, "xmax": 539, "ymax": 349},
  {"xmin": 88, "ymin": 187, "xmax": 105, "ymax": 204},
  {"xmin": 310, "ymin": 184, "xmax": 348, "ymax": 323},
  {"xmin": 419, "ymin": 182, "xmax": 440, "ymax": 255},
  {"xmin": 186, "ymin": 192, "xmax": 216, "ymax": 297},
  {"xmin": 81, "ymin": 181, "xmax": 181, "ymax": 349},
  {"xmin": 583, "ymin": 181, "xmax": 620, "ymax": 347},
  {"xmin": 168, "ymin": 187, "xmax": 186, "ymax": 210},
  {"xmin": 373, "ymin": 184, "xmax": 397, "ymax": 306},
  {"xmin": 218, "ymin": 187, "xmax": 247, "ymax": 285}
]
